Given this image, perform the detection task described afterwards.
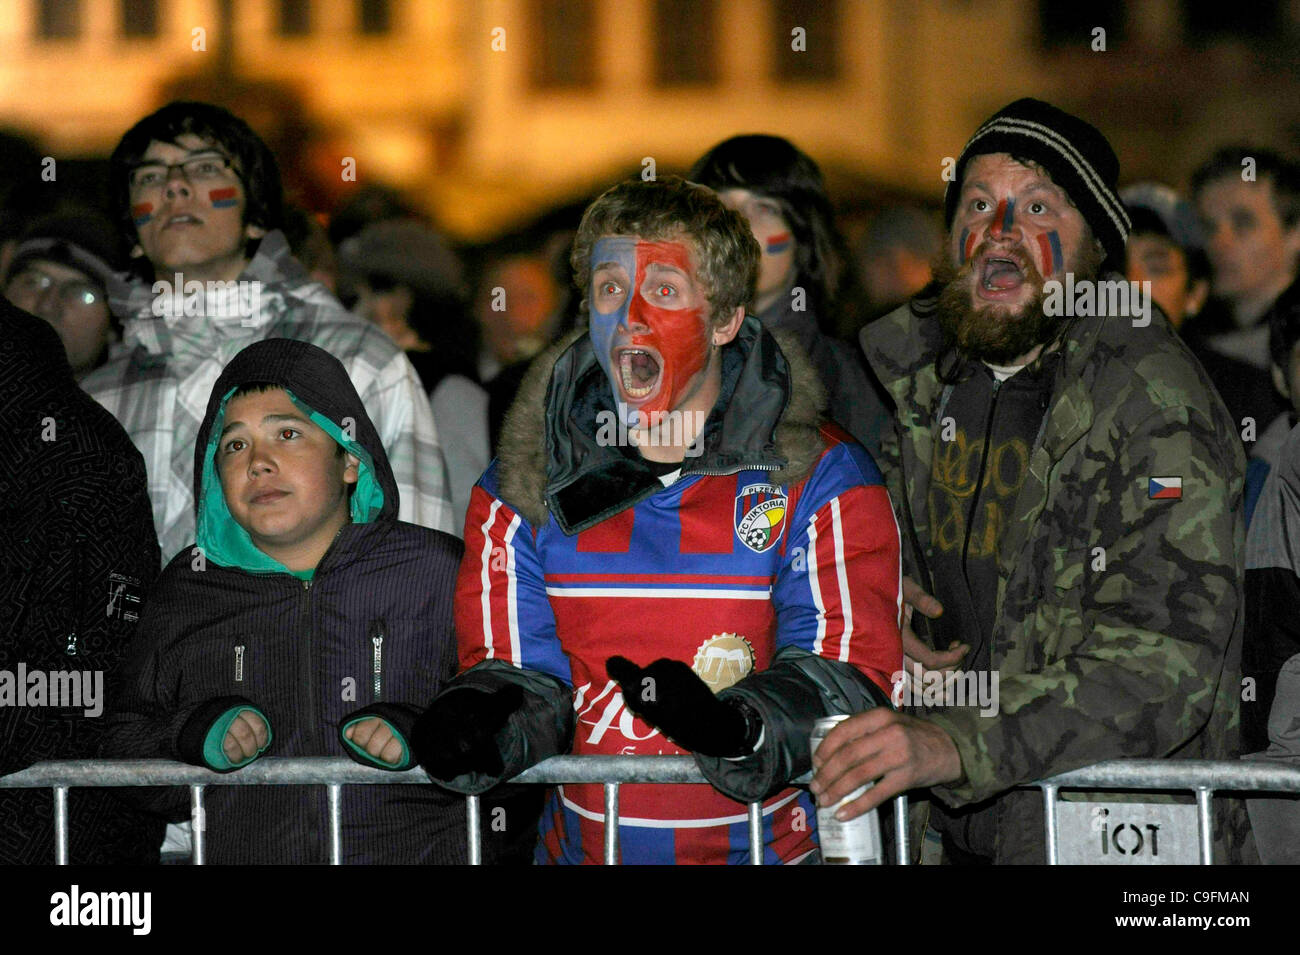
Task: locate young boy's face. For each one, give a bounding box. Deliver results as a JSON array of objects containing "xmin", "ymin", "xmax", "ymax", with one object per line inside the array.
[
  {"xmin": 128, "ymin": 132, "xmax": 264, "ymax": 283},
  {"xmin": 217, "ymin": 387, "xmax": 358, "ymax": 570},
  {"xmin": 588, "ymin": 234, "xmax": 714, "ymax": 427}
]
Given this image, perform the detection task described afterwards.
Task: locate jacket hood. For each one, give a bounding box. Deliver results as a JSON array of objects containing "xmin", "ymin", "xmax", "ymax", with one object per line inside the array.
[
  {"xmin": 193, "ymin": 337, "xmax": 397, "ymax": 572},
  {"xmin": 497, "ymin": 314, "xmax": 828, "ymax": 533}
]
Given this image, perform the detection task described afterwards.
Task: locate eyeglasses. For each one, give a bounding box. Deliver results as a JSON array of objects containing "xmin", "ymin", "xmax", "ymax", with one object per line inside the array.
[
  {"xmin": 6, "ymin": 268, "xmax": 103, "ymax": 309},
  {"xmin": 128, "ymin": 151, "xmax": 236, "ymax": 193}
]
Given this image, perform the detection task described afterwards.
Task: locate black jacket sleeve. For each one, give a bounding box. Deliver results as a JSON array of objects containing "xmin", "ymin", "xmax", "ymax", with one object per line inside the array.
[
  {"xmin": 422, "ymin": 659, "xmax": 574, "ymax": 795},
  {"xmin": 0, "ymin": 451, "xmax": 160, "ymax": 778},
  {"xmin": 694, "ymin": 645, "xmax": 892, "ymax": 802}
]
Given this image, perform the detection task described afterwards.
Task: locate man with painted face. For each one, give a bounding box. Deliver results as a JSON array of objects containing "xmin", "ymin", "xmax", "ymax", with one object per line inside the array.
[
  {"xmin": 822, "ymin": 99, "xmax": 1252, "ymax": 864},
  {"xmin": 83, "ymin": 101, "xmax": 455, "ymax": 568},
  {"xmin": 413, "ymin": 177, "xmax": 903, "ymax": 865}
]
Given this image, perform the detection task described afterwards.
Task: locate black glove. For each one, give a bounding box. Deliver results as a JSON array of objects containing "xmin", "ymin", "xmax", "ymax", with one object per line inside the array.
[
  {"xmin": 606, "ymin": 656, "xmax": 761, "ymax": 758},
  {"xmin": 412, "ymin": 685, "xmax": 524, "ymax": 780}
]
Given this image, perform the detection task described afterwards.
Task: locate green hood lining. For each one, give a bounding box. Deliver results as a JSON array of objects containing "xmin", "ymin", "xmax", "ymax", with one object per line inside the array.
[{"xmin": 196, "ymin": 386, "xmax": 385, "ymax": 575}]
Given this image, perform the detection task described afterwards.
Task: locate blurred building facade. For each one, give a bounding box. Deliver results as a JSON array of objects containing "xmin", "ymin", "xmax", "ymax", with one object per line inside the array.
[{"xmin": 1, "ymin": 0, "xmax": 1298, "ymax": 238}]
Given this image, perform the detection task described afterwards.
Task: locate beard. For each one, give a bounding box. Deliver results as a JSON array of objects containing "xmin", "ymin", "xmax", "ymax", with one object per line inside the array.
[{"xmin": 933, "ymin": 238, "xmax": 1103, "ymax": 365}]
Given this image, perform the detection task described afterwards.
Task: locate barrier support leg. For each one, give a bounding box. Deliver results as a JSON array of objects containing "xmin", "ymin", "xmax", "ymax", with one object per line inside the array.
[
  {"xmin": 604, "ymin": 783, "xmax": 619, "ymax": 865},
  {"xmin": 54, "ymin": 787, "xmax": 69, "ymax": 865}
]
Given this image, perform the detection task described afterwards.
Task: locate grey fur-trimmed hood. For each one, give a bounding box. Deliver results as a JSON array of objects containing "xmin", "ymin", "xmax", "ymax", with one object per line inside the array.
[{"xmin": 496, "ymin": 315, "xmax": 829, "ymax": 532}]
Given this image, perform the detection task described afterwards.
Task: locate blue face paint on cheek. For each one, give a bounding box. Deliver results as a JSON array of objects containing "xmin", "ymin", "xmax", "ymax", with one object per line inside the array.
[{"xmin": 588, "ymin": 237, "xmax": 639, "ymax": 419}]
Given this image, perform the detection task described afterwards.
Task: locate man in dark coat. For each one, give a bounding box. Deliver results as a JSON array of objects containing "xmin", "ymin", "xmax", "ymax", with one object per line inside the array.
[{"xmin": 0, "ymin": 297, "xmax": 163, "ymax": 863}]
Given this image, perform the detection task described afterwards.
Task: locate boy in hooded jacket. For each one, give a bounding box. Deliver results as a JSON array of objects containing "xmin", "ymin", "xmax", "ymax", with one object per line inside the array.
[{"xmin": 104, "ymin": 337, "xmax": 466, "ymax": 864}]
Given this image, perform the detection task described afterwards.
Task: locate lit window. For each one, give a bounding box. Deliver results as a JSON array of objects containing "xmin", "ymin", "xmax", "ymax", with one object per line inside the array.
[
  {"xmin": 771, "ymin": 0, "xmax": 839, "ymax": 82},
  {"xmin": 36, "ymin": 0, "xmax": 80, "ymax": 40},
  {"xmin": 528, "ymin": 0, "xmax": 596, "ymax": 90},
  {"xmin": 358, "ymin": 0, "xmax": 390, "ymax": 36},
  {"xmin": 279, "ymin": 0, "xmax": 311, "ymax": 37},
  {"xmin": 653, "ymin": 0, "xmax": 718, "ymax": 86},
  {"xmin": 121, "ymin": 0, "xmax": 158, "ymax": 38}
]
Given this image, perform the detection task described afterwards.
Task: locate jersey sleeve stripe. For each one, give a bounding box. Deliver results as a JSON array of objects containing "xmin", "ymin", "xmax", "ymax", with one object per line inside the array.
[
  {"xmin": 504, "ymin": 512, "xmax": 523, "ymax": 665},
  {"xmin": 806, "ymin": 512, "xmax": 829, "ymax": 656},
  {"xmin": 829, "ymin": 496, "xmax": 854, "ymax": 663},
  {"xmin": 478, "ymin": 499, "xmax": 502, "ymax": 660}
]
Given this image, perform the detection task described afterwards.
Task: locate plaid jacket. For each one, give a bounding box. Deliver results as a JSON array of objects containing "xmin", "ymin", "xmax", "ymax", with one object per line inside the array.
[{"xmin": 83, "ymin": 231, "xmax": 454, "ymax": 563}]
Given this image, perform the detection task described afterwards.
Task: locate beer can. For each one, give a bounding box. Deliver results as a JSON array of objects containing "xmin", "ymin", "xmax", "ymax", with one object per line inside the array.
[{"xmin": 811, "ymin": 714, "xmax": 883, "ymax": 865}]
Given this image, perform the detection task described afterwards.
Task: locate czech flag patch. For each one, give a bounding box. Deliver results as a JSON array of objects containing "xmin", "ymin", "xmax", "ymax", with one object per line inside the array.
[{"xmin": 1148, "ymin": 476, "xmax": 1183, "ymax": 500}]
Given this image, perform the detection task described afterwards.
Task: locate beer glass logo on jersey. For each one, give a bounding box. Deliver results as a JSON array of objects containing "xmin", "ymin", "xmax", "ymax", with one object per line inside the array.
[
  {"xmin": 692, "ymin": 633, "xmax": 756, "ymax": 692},
  {"xmin": 735, "ymin": 483, "xmax": 787, "ymax": 553}
]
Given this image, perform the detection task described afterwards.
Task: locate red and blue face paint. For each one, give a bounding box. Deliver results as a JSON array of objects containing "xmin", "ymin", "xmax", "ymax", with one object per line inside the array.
[
  {"xmin": 131, "ymin": 202, "xmax": 154, "ymax": 228},
  {"xmin": 208, "ymin": 186, "xmax": 239, "ymax": 209},
  {"xmin": 958, "ymin": 228, "xmax": 978, "ymax": 264},
  {"xmin": 589, "ymin": 237, "xmax": 711, "ymax": 428},
  {"xmin": 990, "ymin": 197, "xmax": 1016, "ymax": 237},
  {"xmin": 765, "ymin": 232, "xmax": 792, "ymax": 256},
  {"xmin": 1035, "ymin": 231, "xmax": 1064, "ymax": 276}
]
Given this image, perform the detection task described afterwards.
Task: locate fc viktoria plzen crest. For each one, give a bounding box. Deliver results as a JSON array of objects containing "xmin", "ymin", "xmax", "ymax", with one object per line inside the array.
[{"xmin": 735, "ymin": 483, "xmax": 787, "ymax": 553}]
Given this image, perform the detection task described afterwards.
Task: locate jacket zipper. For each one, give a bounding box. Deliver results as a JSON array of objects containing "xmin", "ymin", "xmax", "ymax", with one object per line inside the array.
[
  {"xmin": 66, "ymin": 536, "xmax": 84, "ymax": 656},
  {"xmin": 370, "ymin": 619, "xmax": 386, "ymax": 702},
  {"xmin": 234, "ymin": 644, "xmax": 245, "ymax": 682},
  {"xmin": 961, "ymin": 377, "xmax": 1002, "ymax": 577},
  {"xmin": 297, "ymin": 574, "xmax": 327, "ymax": 857}
]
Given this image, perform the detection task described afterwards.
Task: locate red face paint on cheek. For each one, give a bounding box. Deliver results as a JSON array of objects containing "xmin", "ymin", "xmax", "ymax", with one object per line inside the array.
[
  {"xmin": 208, "ymin": 186, "xmax": 239, "ymax": 209},
  {"xmin": 131, "ymin": 203, "xmax": 154, "ymax": 227},
  {"xmin": 627, "ymin": 240, "xmax": 711, "ymax": 423},
  {"xmin": 765, "ymin": 232, "xmax": 792, "ymax": 256}
]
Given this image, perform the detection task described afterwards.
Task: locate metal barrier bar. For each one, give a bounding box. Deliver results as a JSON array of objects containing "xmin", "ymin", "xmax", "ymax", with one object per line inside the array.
[
  {"xmin": 604, "ymin": 783, "xmax": 619, "ymax": 865},
  {"xmin": 190, "ymin": 786, "xmax": 205, "ymax": 865},
  {"xmin": 1043, "ymin": 785, "xmax": 1059, "ymax": 865},
  {"xmin": 1196, "ymin": 787, "xmax": 1214, "ymax": 865},
  {"xmin": 327, "ymin": 784, "xmax": 343, "ymax": 865},
  {"xmin": 53, "ymin": 787, "xmax": 68, "ymax": 866},
  {"xmin": 466, "ymin": 794, "xmax": 481, "ymax": 865},
  {"xmin": 10, "ymin": 755, "xmax": 1298, "ymax": 865},
  {"xmin": 894, "ymin": 794, "xmax": 910, "ymax": 865}
]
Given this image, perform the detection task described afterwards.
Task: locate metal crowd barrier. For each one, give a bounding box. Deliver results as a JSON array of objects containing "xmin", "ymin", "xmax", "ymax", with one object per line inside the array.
[
  {"xmin": 5, "ymin": 755, "xmax": 1299, "ymax": 864},
  {"xmin": 1026, "ymin": 758, "xmax": 1300, "ymax": 864},
  {"xmin": 0, "ymin": 755, "xmax": 910, "ymax": 865}
]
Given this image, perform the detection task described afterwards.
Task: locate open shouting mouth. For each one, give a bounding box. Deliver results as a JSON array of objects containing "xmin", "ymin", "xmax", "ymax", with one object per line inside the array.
[
  {"xmin": 976, "ymin": 252, "xmax": 1037, "ymax": 302},
  {"xmin": 617, "ymin": 346, "xmax": 662, "ymax": 401}
]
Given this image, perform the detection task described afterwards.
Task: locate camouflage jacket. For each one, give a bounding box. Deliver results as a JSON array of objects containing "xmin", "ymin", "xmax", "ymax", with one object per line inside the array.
[{"xmin": 861, "ymin": 293, "xmax": 1253, "ymax": 864}]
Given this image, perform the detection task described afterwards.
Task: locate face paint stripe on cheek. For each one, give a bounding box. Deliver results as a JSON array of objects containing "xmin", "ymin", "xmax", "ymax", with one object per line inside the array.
[
  {"xmin": 959, "ymin": 228, "xmax": 977, "ymax": 264},
  {"xmin": 131, "ymin": 202, "xmax": 153, "ymax": 227},
  {"xmin": 209, "ymin": 186, "xmax": 239, "ymax": 209},
  {"xmin": 1036, "ymin": 231, "xmax": 1063, "ymax": 275},
  {"xmin": 765, "ymin": 232, "xmax": 792, "ymax": 255}
]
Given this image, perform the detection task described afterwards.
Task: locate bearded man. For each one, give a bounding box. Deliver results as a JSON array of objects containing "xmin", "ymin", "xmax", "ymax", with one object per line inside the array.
[{"xmin": 814, "ymin": 98, "xmax": 1254, "ymax": 864}]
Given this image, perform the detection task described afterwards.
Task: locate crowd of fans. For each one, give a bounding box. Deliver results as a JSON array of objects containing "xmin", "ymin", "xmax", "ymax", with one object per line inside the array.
[{"xmin": 3, "ymin": 95, "xmax": 1300, "ymax": 865}]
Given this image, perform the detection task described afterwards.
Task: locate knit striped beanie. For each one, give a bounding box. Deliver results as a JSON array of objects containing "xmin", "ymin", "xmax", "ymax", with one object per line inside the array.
[{"xmin": 943, "ymin": 98, "xmax": 1131, "ymax": 269}]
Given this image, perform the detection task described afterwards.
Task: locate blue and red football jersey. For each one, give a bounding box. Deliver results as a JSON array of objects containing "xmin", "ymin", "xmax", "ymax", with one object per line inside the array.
[{"xmin": 456, "ymin": 425, "xmax": 903, "ymax": 864}]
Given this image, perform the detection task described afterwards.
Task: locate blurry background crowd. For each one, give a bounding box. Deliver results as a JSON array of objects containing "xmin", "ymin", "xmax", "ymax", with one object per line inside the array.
[{"xmin": 1, "ymin": 0, "xmax": 1299, "ymax": 449}]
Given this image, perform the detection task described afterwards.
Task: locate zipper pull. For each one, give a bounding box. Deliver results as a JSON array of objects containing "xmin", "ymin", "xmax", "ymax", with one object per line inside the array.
[
  {"xmin": 65, "ymin": 631, "xmax": 78, "ymax": 657},
  {"xmin": 235, "ymin": 644, "xmax": 246, "ymax": 682},
  {"xmin": 371, "ymin": 619, "xmax": 386, "ymax": 702}
]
